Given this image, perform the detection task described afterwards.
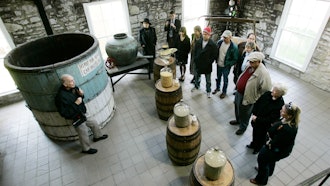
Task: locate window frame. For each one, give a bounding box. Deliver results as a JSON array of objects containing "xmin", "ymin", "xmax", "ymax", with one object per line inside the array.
[
  {"xmin": 182, "ymin": 0, "xmax": 209, "ymax": 38},
  {"xmin": 0, "ymin": 17, "xmax": 17, "ymax": 95},
  {"xmin": 83, "ymin": 0, "xmax": 131, "ymax": 59},
  {"xmin": 270, "ymin": 0, "xmax": 330, "ymax": 72}
]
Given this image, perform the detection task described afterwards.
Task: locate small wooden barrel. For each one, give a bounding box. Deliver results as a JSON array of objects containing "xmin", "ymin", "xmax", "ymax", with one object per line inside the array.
[
  {"xmin": 153, "ymin": 57, "xmax": 176, "ymax": 82},
  {"xmin": 166, "ymin": 115, "xmax": 201, "ymax": 166},
  {"xmin": 155, "ymin": 80, "xmax": 182, "ymax": 120},
  {"xmin": 189, "ymin": 155, "xmax": 234, "ymax": 186}
]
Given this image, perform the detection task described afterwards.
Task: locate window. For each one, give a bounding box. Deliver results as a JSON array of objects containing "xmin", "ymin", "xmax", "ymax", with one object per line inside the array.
[
  {"xmin": 182, "ymin": 0, "xmax": 209, "ymax": 38},
  {"xmin": 0, "ymin": 18, "xmax": 16, "ymax": 95},
  {"xmin": 83, "ymin": 0, "xmax": 130, "ymax": 59},
  {"xmin": 270, "ymin": 0, "xmax": 330, "ymax": 72}
]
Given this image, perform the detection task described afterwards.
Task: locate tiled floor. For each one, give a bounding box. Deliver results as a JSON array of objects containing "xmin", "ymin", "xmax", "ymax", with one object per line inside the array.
[{"xmin": 0, "ymin": 63, "xmax": 330, "ymax": 186}]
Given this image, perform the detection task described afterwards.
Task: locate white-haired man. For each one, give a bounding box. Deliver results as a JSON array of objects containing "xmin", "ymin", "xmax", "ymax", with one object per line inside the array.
[{"xmin": 55, "ymin": 74, "xmax": 108, "ymax": 154}]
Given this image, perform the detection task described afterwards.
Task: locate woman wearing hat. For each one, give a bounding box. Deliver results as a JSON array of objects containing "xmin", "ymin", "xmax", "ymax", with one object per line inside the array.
[{"xmin": 139, "ymin": 18, "xmax": 157, "ymax": 71}]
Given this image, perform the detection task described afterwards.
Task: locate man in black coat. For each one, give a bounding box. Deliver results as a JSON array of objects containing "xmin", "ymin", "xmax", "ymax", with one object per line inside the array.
[
  {"xmin": 164, "ymin": 10, "xmax": 181, "ymax": 48},
  {"xmin": 139, "ymin": 18, "xmax": 157, "ymax": 72},
  {"xmin": 191, "ymin": 27, "xmax": 217, "ymax": 98},
  {"xmin": 55, "ymin": 74, "xmax": 108, "ymax": 154}
]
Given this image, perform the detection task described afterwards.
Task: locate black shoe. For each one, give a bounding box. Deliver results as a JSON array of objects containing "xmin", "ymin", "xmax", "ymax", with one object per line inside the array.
[
  {"xmin": 190, "ymin": 78, "xmax": 195, "ymax": 84},
  {"xmin": 212, "ymin": 89, "xmax": 220, "ymax": 94},
  {"xmin": 235, "ymin": 129, "xmax": 245, "ymax": 135},
  {"xmin": 93, "ymin": 134, "xmax": 108, "ymax": 142},
  {"xmin": 246, "ymin": 144, "xmax": 254, "ymax": 149},
  {"xmin": 229, "ymin": 120, "xmax": 239, "ymax": 125},
  {"xmin": 82, "ymin": 148, "xmax": 97, "ymax": 154}
]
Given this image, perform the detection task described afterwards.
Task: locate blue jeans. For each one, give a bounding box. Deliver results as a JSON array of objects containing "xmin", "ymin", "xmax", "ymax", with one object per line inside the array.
[
  {"xmin": 215, "ymin": 66, "xmax": 231, "ymax": 94},
  {"xmin": 194, "ymin": 72, "xmax": 211, "ymax": 93}
]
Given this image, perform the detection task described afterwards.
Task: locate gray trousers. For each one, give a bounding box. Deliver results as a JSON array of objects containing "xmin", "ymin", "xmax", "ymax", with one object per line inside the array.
[
  {"xmin": 74, "ymin": 118, "xmax": 103, "ymax": 151},
  {"xmin": 234, "ymin": 92, "xmax": 254, "ymax": 131}
]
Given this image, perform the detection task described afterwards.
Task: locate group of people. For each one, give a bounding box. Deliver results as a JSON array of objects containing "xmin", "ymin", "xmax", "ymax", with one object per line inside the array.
[
  {"xmin": 138, "ymin": 12, "xmax": 304, "ymax": 185},
  {"xmin": 54, "ymin": 11, "xmax": 302, "ymax": 186},
  {"xmin": 168, "ymin": 14, "xmax": 302, "ymax": 185}
]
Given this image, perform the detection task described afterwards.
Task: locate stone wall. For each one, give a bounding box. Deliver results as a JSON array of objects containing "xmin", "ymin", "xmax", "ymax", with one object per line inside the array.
[
  {"xmin": 0, "ymin": 0, "xmax": 182, "ymax": 48},
  {"xmin": 208, "ymin": 0, "xmax": 231, "ymax": 41},
  {"xmin": 127, "ymin": 0, "xmax": 182, "ymax": 49},
  {"xmin": 42, "ymin": 0, "xmax": 90, "ymax": 34},
  {"xmin": 0, "ymin": 0, "xmax": 47, "ymax": 45},
  {"xmin": 238, "ymin": 0, "xmax": 285, "ymax": 55},
  {"xmin": 0, "ymin": 0, "xmax": 329, "ymax": 92}
]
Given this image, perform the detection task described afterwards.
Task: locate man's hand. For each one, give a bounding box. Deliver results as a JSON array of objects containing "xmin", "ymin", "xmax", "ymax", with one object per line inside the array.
[
  {"xmin": 251, "ymin": 115, "xmax": 257, "ymax": 122},
  {"xmin": 170, "ymin": 23, "xmax": 176, "ymax": 29},
  {"xmin": 75, "ymin": 97, "xmax": 82, "ymax": 105}
]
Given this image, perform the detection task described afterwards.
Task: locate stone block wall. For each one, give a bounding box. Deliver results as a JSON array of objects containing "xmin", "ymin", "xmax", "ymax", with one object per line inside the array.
[
  {"xmin": 208, "ymin": 0, "xmax": 231, "ymax": 41},
  {"xmin": 127, "ymin": 0, "xmax": 182, "ymax": 49},
  {"xmin": 0, "ymin": 0, "xmax": 182, "ymax": 48},
  {"xmin": 238, "ymin": 0, "xmax": 285, "ymax": 55},
  {"xmin": 42, "ymin": 0, "xmax": 90, "ymax": 34},
  {"xmin": 0, "ymin": 0, "xmax": 329, "ymax": 92},
  {"xmin": 0, "ymin": 0, "xmax": 47, "ymax": 45}
]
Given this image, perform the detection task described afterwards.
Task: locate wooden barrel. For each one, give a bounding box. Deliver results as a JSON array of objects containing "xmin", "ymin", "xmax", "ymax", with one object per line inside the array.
[
  {"xmin": 4, "ymin": 33, "xmax": 115, "ymax": 141},
  {"xmin": 166, "ymin": 115, "xmax": 201, "ymax": 166},
  {"xmin": 33, "ymin": 83, "xmax": 116, "ymax": 140},
  {"xmin": 155, "ymin": 80, "xmax": 182, "ymax": 120},
  {"xmin": 189, "ymin": 155, "xmax": 234, "ymax": 186},
  {"xmin": 153, "ymin": 57, "xmax": 176, "ymax": 82}
]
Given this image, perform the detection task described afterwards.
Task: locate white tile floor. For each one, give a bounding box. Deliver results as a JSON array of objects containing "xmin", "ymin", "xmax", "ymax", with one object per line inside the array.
[{"xmin": 0, "ymin": 63, "xmax": 330, "ymax": 186}]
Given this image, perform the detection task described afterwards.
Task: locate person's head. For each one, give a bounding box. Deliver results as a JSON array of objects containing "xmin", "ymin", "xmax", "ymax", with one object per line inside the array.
[
  {"xmin": 194, "ymin": 25, "xmax": 202, "ymax": 38},
  {"xmin": 179, "ymin": 27, "xmax": 187, "ymax": 37},
  {"xmin": 247, "ymin": 51, "xmax": 265, "ymax": 69},
  {"xmin": 61, "ymin": 74, "xmax": 75, "ymax": 89},
  {"xmin": 271, "ymin": 82, "xmax": 288, "ymax": 100},
  {"xmin": 245, "ymin": 41, "xmax": 256, "ymax": 53},
  {"xmin": 202, "ymin": 27, "xmax": 212, "ymax": 41},
  {"xmin": 247, "ymin": 33, "xmax": 256, "ymax": 43},
  {"xmin": 141, "ymin": 18, "xmax": 151, "ymax": 28},
  {"xmin": 169, "ymin": 11, "xmax": 176, "ymax": 20},
  {"xmin": 280, "ymin": 102, "xmax": 301, "ymax": 127},
  {"xmin": 221, "ymin": 30, "xmax": 232, "ymax": 44}
]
